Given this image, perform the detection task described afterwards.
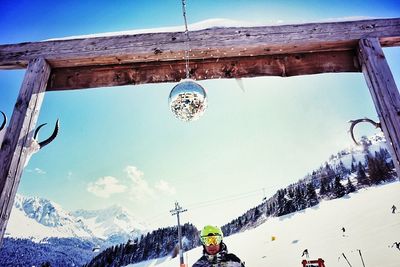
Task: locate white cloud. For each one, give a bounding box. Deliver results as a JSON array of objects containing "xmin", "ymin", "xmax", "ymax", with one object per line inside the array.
[
  {"xmin": 26, "ymin": 168, "xmax": 46, "ymax": 175},
  {"xmin": 155, "ymin": 180, "xmax": 176, "ymax": 195},
  {"xmin": 124, "ymin": 166, "xmax": 177, "ymax": 201},
  {"xmin": 87, "ymin": 176, "xmax": 127, "ymax": 198},
  {"xmin": 34, "ymin": 168, "xmax": 46, "ymax": 174},
  {"xmin": 125, "ymin": 166, "xmax": 155, "ymax": 200}
]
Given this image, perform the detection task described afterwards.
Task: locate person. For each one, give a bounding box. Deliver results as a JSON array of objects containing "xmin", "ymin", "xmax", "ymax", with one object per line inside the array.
[
  {"xmin": 392, "ymin": 242, "xmax": 400, "ymax": 251},
  {"xmin": 192, "ymin": 225, "xmax": 245, "ymax": 267},
  {"xmin": 392, "ymin": 205, "xmax": 397, "ymax": 214},
  {"xmin": 341, "ymin": 227, "xmax": 346, "ymax": 237},
  {"xmin": 301, "ymin": 249, "xmax": 309, "ymax": 258}
]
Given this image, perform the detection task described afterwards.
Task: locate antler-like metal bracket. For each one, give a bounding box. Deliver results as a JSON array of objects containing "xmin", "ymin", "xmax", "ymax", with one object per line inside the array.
[
  {"xmin": 348, "ymin": 118, "xmax": 381, "ymax": 145},
  {"xmin": 0, "ymin": 111, "xmax": 6, "ymax": 131},
  {"xmin": 33, "ymin": 119, "xmax": 60, "ymax": 149}
]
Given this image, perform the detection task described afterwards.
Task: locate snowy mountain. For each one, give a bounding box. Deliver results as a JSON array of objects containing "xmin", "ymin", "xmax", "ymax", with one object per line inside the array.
[
  {"xmin": 5, "ymin": 195, "xmax": 147, "ymax": 243},
  {"xmin": 72, "ymin": 205, "xmax": 147, "ymax": 244},
  {"xmin": 326, "ymin": 132, "xmax": 388, "ymax": 169},
  {"xmin": 5, "ymin": 194, "xmax": 95, "ymax": 240}
]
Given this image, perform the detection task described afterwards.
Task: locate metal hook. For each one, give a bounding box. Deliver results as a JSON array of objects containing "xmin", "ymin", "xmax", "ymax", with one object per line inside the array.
[
  {"xmin": 348, "ymin": 118, "xmax": 381, "ymax": 145},
  {"xmin": 0, "ymin": 111, "xmax": 6, "ymax": 131}
]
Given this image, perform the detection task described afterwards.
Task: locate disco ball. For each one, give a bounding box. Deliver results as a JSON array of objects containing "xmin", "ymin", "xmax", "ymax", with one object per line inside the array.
[{"xmin": 168, "ymin": 79, "xmax": 208, "ymax": 122}]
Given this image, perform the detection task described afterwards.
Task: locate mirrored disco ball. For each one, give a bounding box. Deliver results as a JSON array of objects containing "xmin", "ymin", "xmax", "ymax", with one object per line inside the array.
[{"xmin": 168, "ymin": 79, "xmax": 208, "ymax": 122}]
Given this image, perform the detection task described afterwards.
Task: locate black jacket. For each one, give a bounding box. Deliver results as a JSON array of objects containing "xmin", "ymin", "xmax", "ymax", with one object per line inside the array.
[{"xmin": 192, "ymin": 242, "xmax": 245, "ymax": 267}]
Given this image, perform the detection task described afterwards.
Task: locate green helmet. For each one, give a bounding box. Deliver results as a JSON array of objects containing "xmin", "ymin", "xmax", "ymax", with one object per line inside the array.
[{"xmin": 200, "ymin": 225, "xmax": 223, "ymax": 238}]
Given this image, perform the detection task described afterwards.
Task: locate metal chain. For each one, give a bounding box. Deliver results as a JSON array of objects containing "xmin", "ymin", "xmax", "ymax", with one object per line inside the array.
[{"xmin": 181, "ymin": 0, "xmax": 190, "ymax": 79}]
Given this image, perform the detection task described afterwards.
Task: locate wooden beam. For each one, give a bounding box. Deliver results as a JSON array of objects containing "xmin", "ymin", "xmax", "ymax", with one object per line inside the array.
[
  {"xmin": 357, "ymin": 38, "xmax": 400, "ymax": 177},
  {"xmin": 48, "ymin": 50, "xmax": 359, "ymax": 91},
  {"xmin": 1, "ymin": 18, "xmax": 399, "ymax": 70},
  {"xmin": 0, "ymin": 58, "xmax": 51, "ymax": 246}
]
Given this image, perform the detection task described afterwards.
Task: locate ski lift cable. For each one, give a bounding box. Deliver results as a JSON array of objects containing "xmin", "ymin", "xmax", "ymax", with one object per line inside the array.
[
  {"xmin": 143, "ymin": 187, "xmax": 271, "ymax": 224},
  {"xmin": 145, "ymin": 190, "xmax": 261, "ymax": 223},
  {"xmin": 187, "ymin": 191, "xmax": 261, "ymax": 210},
  {"xmin": 185, "ymin": 188, "xmax": 264, "ymax": 209},
  {"xmin": 143, "ymin": 162, "xmax": 360, "ymax": 224},
  {"xmin": 144, "ymin": 169, "xmax": 351, "ymax": 224}
]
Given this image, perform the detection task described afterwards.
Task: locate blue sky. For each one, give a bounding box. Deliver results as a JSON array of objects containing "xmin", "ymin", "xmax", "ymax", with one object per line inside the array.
[{"xmin": 1, "ymin": 1, "xmax": 399, "ymax": 229}]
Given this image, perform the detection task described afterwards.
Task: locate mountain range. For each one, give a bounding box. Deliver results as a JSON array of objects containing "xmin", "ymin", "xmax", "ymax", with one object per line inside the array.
[{"xmin": 5, "ymin": 195, "xmax": 148, "ymax": 244}]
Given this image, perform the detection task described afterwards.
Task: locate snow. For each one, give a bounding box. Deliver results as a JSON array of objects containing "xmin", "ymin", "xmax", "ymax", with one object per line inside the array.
[
  {"xmin": 6, "ymin": 195, "xmax": 147, "ymax": 243},
  {"xmin": 72, "ymin": 205, "xmax": 148, "ymax": 240},
  {"xmin": 44, "ymin": 19, "xmax": 260, "ymax": 41},
  {"xmin": 126, "ymin": 182, "xmax": 400, "ymax": 267},
  {"xmin": 44, "ymin": 17, "xmax": 376, "ymax": 42}
]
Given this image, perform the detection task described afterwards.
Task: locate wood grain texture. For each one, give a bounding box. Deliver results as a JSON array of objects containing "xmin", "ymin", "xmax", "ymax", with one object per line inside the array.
[
  {"xmin": 48, "ymin": 50, "xmax": 359, "ymax": 90},
  {"xmin": 0, "ymin": 58, "xmax": 51, "ymax": 245},
  {"xmin": 357, "ymin": 38, "xmax": 400, "ymax": 177},
  {"xmin": 0, "ymin": 18, "xmax": 399, "ymax": 70}
]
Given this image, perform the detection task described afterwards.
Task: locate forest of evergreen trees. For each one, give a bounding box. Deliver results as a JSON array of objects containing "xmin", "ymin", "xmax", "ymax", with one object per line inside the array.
[
  {"xmin": 84, "ymin": 223, "xmax": 200, "ymax": 267},
  {"xmin": 84, "ymin": 145, "xmax": 397, "ymax": 267},
  {"xmin": 222, "ymin": 146, "xmax": 396, "ymax": 237}
]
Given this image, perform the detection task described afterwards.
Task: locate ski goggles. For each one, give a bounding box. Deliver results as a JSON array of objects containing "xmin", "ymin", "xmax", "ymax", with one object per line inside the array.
[{"xmin": 201, "ymin": 235, "xmax": 222, "ymax": 246}]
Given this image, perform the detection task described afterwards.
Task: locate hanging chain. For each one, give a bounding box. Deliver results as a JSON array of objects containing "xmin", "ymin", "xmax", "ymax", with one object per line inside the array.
[{"xmin": 181, "ymin": 0, "xmax": 190, "ymax": 79}]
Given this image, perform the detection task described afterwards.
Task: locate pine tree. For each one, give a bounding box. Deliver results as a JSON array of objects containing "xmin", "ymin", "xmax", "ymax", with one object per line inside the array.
[
  {"xmin": 294, "ymin": 185, "xmax": 307, "ymax": 210},
  {"xmin": 333, "ymin": 175, "xmax": 346, "ymax": 198},
  {"xmin": 336, "ymin": 160, "xmax": 349, "ymax": 177},
  {"xmin": 346, "ymin": 178, "xmax": 356, "ymax": 193},
  {"xmin": 367, "ymin": 153, "xmax": 393, "ymax": 184},
  {"xmin": 350, "ymin": 156, "xmax": 357, "ymax": 173},
  {"xmin": 320, "ymin": 176, "xmax": 331, "ymax": 196},
  {"xmin": 306, "ymin": 183, "xmax": 319, "ymax": 207},
  {"xmin": 357, "ymin": 161, "xmax": 369, "ymax": 186}
]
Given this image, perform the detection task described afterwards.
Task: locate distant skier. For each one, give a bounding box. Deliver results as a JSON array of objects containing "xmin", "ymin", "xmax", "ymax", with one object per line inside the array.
[
  {"xmin": 392, "ymin": 205, "xmax": 397, "ymax": 214},
  {"xmin": 392, "ymin": 242, "xmax": 400, "ymax": 251},
  {"xmin": 341, "ymin": 227, "xmax": 346, "ymax": 237},
  {"xmin": 301, "ymin": 249, "xmax": 309, "ymax": 258}
]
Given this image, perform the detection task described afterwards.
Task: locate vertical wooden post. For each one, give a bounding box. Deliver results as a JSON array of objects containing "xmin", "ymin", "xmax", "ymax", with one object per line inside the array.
[
  {"xmin": 0, "ymin": 58, "xmax": 51, "ymax": 246},
  {"xmin": 357, "ymin": 38, "xmax": 400, "ymax": 178}
]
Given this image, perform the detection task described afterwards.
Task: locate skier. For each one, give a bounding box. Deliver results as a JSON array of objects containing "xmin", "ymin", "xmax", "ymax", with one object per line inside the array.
[
  {"xmin": 341, "ymin": 227, "xmax": 346, "ymax": 233},
  {"xmin": 192, "ymin": 225, "xmax": 245, "ymax": 267},
  {"xmin": 392, "ymin": 242, "xmax": 400, "ymax": 251},
  {"xmin": 392, "ymin": 205, "xmax": 397, "ymax": 214},
  {"xmin": 301, "ymin": 249, "xmax": 309, "ymax": 258}
]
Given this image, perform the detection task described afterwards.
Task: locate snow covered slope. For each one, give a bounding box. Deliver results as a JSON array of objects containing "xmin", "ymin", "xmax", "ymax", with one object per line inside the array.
[{"xmin": 128, "ymin": 182, "xmax": 400, "ymax": 267}]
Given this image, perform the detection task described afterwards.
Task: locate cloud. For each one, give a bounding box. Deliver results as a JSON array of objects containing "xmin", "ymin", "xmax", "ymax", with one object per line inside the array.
[
  {"xmin": 124, "ymin": 165, "xmax": 176, "ymax": 200},
  {"xmin": 155, "ymin": 180, "xmax": 176, "ymax": 195},
  {"xmin": 26, "ymin": 168, "xmax": 46, "ymax": 175},
  {"xmin": 87, "ymin": 176, "xmax": 127, "ymax": 198},
  {"xmin": 125, "ymin": 166, "xmax": 155, "ymax": 200}
]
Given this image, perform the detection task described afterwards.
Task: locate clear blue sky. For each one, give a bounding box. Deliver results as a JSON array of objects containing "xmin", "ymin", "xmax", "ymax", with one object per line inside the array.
[{"xmin": 1, "ymin": 1, "xmax": 399, "ymax": 229}]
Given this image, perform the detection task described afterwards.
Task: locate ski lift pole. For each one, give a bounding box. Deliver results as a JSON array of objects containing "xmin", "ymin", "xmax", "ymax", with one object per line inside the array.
[
  {"xmin": 357, "ymin": 249, "xmax": 366, "ymax": 267},
  {"xmin": 342, "ymin": 253, "xmax": 353, "ymax": 267},
  {"xmin": 170, "ymin": 201, "xmax": 187, "ymax": 267}
]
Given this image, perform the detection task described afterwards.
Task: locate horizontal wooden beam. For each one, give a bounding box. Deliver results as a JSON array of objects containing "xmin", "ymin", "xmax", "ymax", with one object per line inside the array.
[
  {"xmin": 48, "ymin": 50, "xmax": 359, "ymax": 91},
  {"xmin": 1, "ymin": 18, "xmax": 400, "ymax": 70}
]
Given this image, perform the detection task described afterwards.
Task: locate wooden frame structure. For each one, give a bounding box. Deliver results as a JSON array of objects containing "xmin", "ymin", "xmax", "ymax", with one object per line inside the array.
[{"xmin": 1, "ymin": 18, "xmax": 400, "ymax": 245}]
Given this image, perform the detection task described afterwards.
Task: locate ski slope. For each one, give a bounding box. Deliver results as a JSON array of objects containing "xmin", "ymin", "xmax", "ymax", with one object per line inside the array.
[{"xmin": 127, "ymin": 182, "xmax": 400, "ymax": 267}]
